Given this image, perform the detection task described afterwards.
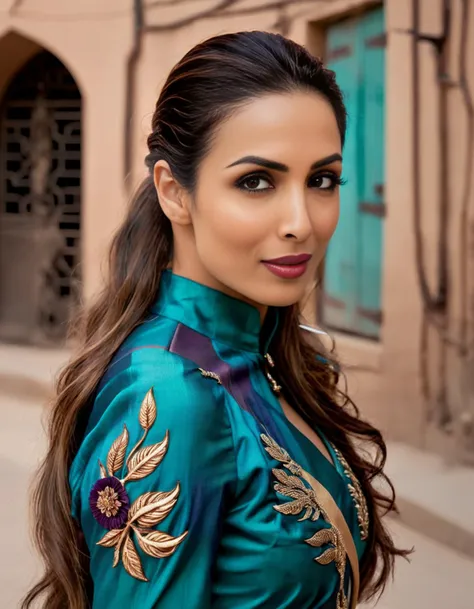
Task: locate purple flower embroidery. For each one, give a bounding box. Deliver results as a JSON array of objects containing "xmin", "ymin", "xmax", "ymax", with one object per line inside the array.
[
  {"xmin": 89, "ymin": 476, "xmax": 130, "ymax": 530},
  {"xmin": 90, "ymin": 389, "xmax": 188, "ymax": 581}
]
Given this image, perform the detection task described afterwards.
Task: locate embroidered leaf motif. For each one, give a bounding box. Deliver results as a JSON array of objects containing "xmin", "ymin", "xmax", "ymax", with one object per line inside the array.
[
  {"xmin": 261, "ymin": 433, "xmax": 291, "ymax": 463},
  {"xmin": 124, "ymin": 433, "xmax": 169, "ymax": 482},
  {"xmin": 129, "ymin": 485, "xmax": 181, "ymax": 528},
  {"xmin": 99, "ymin": 460, "xmax": 108, "ymax": 478},
  {"xmin": 260, "ymin": 433, "xmax": 350, "ymax": 609},
  {"xmin": 273, "ymin": 483, "xmax": 308, "ymax": 500},
  {"xmin": 139, "ymin": 388, "xmax": 157, "ymax": 430},
  {"xmin": 272, "ymin": 468, "xmax": 320, "ymax": 521},
  {"xmin": 274, "ymin": 497, "xmax": 312, "ymax": 518},
  {"xmin": 261, "ymin": 434, "xmax": 302, "ymax": 476},
  {"xmin": 306, "ymin": 506, "xmax": 319, "ymax": 521},
  {"xmin": 306, "ymin": 527, "xmax": 336, "ymax": 548},
  {"xmin": 123, "ymin": 535, "xmax": 147, "ymax": 582},
  {"xmin": 92, "ymin": 387, "xmax": 188, "ymax": 582},
  {"xmin": 331, "ymin": 443, "xmax": 369, "ymax": 541},
  {"xmin": 136, "ymin": 529, "xmax": 188, "ymax": 559},
  {"xmin": 97, "ymin": 528, "xmax": 124, "ymax": 548},
  {"xmin": 285, "ymin": 461, "xmax": 303, "ymax": 476},
  {"xmin": 272, "ymin": 468, "xmax": 306, "ymax": 490},
  {"xmin": 107, "ymin": 425, "xmax": 129, "ymax": 476},
  {"xmin": 113, "ymin": 541, "xmax": 122, "ymax": 568},
  {"xmin": 316, "ymin": 547, "xmax": 337, "ymax": 566}
]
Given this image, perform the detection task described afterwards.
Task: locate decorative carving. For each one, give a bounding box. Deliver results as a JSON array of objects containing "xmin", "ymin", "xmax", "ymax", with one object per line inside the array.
[{"xmin": 0, "ymin": 51, "xmax": 81, "ymax": 342}]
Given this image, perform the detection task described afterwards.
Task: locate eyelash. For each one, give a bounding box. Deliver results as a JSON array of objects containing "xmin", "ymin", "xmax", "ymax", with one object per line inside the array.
[{"xmin": 235, "ymin": 171, "xmax": 346, "ymax": 194}]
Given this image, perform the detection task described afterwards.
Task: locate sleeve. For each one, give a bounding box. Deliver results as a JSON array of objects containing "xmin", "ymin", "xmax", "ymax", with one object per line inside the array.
[{"xmin": 71, "ymin": 351, "xmax": 236, "ymax": 608}]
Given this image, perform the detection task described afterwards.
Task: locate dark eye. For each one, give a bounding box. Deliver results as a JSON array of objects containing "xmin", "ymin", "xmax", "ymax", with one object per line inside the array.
[
  {"xmin": 236, "ymin": 173, "xmax": 273, "ymax": 193},
  {"xmin": 309, "ymin": 172, "xmax": 344, "ymax": 191}
]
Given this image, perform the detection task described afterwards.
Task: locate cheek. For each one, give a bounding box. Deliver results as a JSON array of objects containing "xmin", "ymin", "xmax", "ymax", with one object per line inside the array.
[
  {"xmin": 311, "ymin": 199, "xmax": 340, "ymax": 243},
  {"xmin": 196, "ymin": 194, "xmax": 267, "ymax": 252}
]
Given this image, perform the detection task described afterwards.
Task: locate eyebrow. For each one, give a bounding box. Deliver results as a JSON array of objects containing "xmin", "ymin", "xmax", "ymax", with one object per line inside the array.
[{"xmin": 226, "ymin": 153, "xmax": 342, "ymax": 172}]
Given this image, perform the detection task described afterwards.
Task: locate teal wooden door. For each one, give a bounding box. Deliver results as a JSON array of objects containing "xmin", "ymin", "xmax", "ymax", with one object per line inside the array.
[{"xmin": 322, "ymin": 7, "xmax": 386, "ymax": 339}]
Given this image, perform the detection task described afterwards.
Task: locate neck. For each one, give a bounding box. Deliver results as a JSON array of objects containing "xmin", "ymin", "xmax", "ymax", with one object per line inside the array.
[
  {"xmin": 153, "ymin": 270, "xmax": 279, "ymax": 354},
  {"xmin": 171, "ymin": 262, "xmax": 268, "ymax": 324}
]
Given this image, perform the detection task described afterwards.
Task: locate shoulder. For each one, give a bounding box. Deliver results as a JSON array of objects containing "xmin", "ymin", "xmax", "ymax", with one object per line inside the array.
[
  {"xmin": 91, "ymin": 309, "xmax": 226, "ymax": 429},
  {"xmin": 70, "ymin": 341, "xmax": 233, "ymax": 498}
]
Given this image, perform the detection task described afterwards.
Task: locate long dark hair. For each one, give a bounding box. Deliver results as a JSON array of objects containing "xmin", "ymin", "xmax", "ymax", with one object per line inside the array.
[{"xmin": 23, "ymin": 30, "xmax": 408, "ymax": 609}]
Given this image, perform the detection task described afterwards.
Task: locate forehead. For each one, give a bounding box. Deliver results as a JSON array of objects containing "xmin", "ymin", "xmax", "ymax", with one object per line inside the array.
[{"xmin": 206, "ymin": 91, "xmax": 342, "ymax": 168}]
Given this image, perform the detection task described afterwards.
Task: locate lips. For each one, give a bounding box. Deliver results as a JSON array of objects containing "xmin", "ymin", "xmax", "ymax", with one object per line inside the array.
[
  {"xmin": 261, "ymin": 253, "xmax": 312, "ymax": 280},
  {"xmin": 263, "ymin": 254, "xmax": 312, "ymax": 265}
]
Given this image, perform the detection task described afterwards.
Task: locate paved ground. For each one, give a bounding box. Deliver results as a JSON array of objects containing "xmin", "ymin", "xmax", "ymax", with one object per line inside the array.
[
  {"xmin": 0, "ymin": 392, "xmax": 46, "ymax": 609},
  {"xmin": 1, "ymin": 357, "xmax": 473, "ymax": 608},
  {"xmin": 360, "ymin": 521, "xmax": 474, "ymax": 609}
]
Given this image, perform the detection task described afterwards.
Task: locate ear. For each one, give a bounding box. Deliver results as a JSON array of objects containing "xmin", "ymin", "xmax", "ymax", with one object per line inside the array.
[{"xmin": 153, "ymin": 160, "xmax": 192, "ymax": 225}]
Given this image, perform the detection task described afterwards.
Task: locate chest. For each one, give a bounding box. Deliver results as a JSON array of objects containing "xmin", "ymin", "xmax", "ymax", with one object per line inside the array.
[
  {"xmin": 277, "ymin": 395, "xmax": 334, "ymax": 465},
  {"xmin": 167, "ymin": 331, "xmax": 367, "ymax": 607},
  {"xmin": 212, "ymin": 400, "xmax": 367, "ymax": 609}
]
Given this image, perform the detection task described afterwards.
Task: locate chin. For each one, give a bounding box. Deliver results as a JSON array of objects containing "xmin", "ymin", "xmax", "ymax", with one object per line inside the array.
[{"xmin": 253, "ymin": 285, "xmax": 306, "ymax": 308}]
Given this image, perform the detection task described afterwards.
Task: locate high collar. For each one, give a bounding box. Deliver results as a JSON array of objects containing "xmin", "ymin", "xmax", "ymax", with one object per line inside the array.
[{"xmin": 152, "ymin": 271, "xmax": 279, "ymax": 354}]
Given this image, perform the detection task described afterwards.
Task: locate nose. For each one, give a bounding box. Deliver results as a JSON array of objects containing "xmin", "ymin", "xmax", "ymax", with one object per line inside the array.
[{"xmin": 278, "ymin": 187, "xmax": 313, "ymax": 243}]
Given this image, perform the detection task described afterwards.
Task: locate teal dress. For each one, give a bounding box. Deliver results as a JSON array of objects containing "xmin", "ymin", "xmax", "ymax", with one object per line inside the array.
[{"xmin": 70, "ymin": 271, "xmax": 368, "ymax": 608}]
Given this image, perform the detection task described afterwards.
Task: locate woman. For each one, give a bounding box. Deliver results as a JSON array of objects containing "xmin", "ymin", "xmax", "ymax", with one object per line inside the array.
[{"xmin": 23, "ymin": 31, "xmax": 407, "ymax": 609}]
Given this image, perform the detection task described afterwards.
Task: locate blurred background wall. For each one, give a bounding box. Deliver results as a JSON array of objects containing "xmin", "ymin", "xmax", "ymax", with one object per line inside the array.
[{"xmin": 0, "ymin": 0, "xmax": 473, "ymax": 467}]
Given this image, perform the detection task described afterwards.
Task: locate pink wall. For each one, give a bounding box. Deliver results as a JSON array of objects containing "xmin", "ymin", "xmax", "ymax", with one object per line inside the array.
[{"xmin": 1, "ymin": 0, "xmax": 473, "ymax": 461}]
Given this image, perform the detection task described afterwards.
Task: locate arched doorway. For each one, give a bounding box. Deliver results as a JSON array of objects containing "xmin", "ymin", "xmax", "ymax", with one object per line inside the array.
[{"xmin": 0, "ymin": 47, "xmax": 82, "ymax": 345}]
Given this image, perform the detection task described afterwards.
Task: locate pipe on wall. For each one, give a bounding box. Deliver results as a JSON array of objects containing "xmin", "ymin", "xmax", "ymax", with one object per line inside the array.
[
  {"xmin": 411, "ymin": 0, "xmax": 450, "ymax": 314},
  {"xmin": 124, "ymin": 0, "xmax": 144, "ymax": 186}
]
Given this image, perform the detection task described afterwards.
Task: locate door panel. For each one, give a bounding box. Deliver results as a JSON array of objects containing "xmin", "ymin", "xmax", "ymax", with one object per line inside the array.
[
  {"xmin": 357, "ymin": 7, "xmax": 386, "ymax": 338},
  {"xmin": 323, "ymin": 7, "xmax": 386, "ymax": 339},
  {"xmin": 324, "ymin": 19, "xmax": 359, "ymax": 332}
]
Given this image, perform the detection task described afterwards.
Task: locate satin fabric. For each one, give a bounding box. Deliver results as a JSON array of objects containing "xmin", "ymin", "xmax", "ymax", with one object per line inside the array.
[{"xmin": 69, "ymin": 271, "xmax": 367, "ymax": 608}]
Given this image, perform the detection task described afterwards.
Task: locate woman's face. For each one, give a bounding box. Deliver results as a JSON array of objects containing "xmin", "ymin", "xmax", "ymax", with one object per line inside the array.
[{"xmin": 172, "ymin": 90, "xmax": 342, "ymax": 312}]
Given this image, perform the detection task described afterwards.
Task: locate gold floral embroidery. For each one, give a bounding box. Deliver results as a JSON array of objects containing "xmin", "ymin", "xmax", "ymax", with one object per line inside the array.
[
  {"xmin": 198, "ymin": 368, "xmax": 222, "ymax": 384},
  {"xmin": 331, "ymin": 444, "xmax": 369, "ymax": 541},
  {"xmin": 96, "ymin": 486, "xmax": 122, "ymax": 517},
  {"xmin": 261, "ymin": 434, "xmax": 349, "ymax": 609},
  {"xmin": 92, "ymin": 388, "xmax": 188, "ymax": 582},
  {"xmin": 264, "ymin": 353, "xmax": 282, "ymax": 394},
  {"xmin": 265, "ymin": 353, "xmax": 275, "ymax": 367}
]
